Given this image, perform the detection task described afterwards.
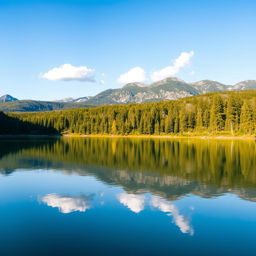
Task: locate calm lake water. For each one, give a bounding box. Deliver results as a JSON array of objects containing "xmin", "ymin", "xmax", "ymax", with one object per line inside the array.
[{"xmin": 0, "ymin": 137, "xmax": 256, "ymax": 256}]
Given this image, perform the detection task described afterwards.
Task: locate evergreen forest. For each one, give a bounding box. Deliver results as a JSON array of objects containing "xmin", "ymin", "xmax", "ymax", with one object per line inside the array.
[{"xmin": 2, "ymin": 90, "xmax": 256, "ymax": 136}]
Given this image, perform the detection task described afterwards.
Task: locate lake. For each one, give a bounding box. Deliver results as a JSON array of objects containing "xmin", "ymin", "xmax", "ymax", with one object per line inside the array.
[{"xmin": 0, "ymin": 137, "xmax": 256, "ymax": 256}]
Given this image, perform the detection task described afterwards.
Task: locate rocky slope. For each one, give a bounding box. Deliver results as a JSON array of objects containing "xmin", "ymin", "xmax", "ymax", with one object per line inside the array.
[{"xmin": 84, "ymin": 77, "xmax": 256, "ymax": 105}]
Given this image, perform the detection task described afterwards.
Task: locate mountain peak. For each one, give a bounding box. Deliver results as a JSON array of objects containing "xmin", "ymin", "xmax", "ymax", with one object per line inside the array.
[
  {"xmin": 190, "ymin": 80, "xmax": 229, "ymax": 93},
  {"xmin": 151, "ymin": 77, "xmax": 185, "ymax": 87},
  {"xmin": 191, "ymin": 79, "xmax": 221, "ymax": 85},
  {"xmin": 0, "ymin": 94, "xmax": 18, "ymax": 103},
  {"xmin": 123, "ymin": 82, "xmax": 149, "ymax": 88},
  {"xmin": 164, "ymin": 77, "xmax": 185, "ymax": 82},
  {"xmin": 124, "ymin": 77, "xmax": 185, "ymax": 89}
]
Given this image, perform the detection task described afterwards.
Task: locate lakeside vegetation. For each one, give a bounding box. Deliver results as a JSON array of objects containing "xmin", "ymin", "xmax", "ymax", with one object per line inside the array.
[{"xmin": 2, "ymin": 90, "xmax": 256, "ymax": 136}]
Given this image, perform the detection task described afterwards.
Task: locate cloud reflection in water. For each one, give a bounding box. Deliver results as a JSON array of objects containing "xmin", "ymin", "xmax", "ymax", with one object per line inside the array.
[
  {"xmin": 117, "ymin": 193, "xmax": 145, "ymax": 213},
  {"xmin": 41, "ymin": 193, "xmax": 94, "ymax": 214},
  {"xmin": 151, "ymin": 196, "xmax": 194, "ymax": 235}
]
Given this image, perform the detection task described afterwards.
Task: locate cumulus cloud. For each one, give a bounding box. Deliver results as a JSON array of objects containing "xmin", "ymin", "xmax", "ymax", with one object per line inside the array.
[
  {"xmin": 117, "ymin": 67, "xmax": 146, "ymax": 84},
  {"xmin": 41, "ymin": 64, "xmax": 96, "ymax": 82},
  {"xmin": 41, "ymin": 193, "xmax": 93, "ymax": 214},
  {"xmin": 117, "ymin": 193, "xmax": 145, "ymax": 213},
  {"xmin": 151, "ymin": 196, "xmax": 194, "ymax": 235},
  {"xmin": 151, "ymin": 51, "xmax": 194, "ymax": 82}
]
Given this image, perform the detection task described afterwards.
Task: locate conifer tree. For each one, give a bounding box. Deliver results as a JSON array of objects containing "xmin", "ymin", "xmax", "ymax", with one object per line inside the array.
[
  {"xmin": 240, "ymin": 101, "xmax": 253, "ymax": 134},
  {"xmin": 210, "ymin": 95, "xmax": 225, "ymax": 131}
]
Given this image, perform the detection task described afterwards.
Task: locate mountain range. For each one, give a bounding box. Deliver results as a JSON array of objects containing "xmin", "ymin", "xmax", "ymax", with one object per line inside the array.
[
  {"xmin": 81, "ymin": 78, "xmax": 255, "ymax": 105},
  {"xmin": 1, "ymin": 78, "xmax": 256, "ymax": 112}
]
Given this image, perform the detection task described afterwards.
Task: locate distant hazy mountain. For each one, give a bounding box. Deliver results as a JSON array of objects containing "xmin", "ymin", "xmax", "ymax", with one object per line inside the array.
[
  {"xmin": 232, "ymin": 80, "xmax": 256, "ymax": 90},
  {"xmin": 55, "ymin": 97, "xmax": 75, "ymax": 103},
  {"xmin": 0, "ymin": 94, "xmax": 18, "ymax": 103},
  {"xmin": 75, "ymin": 96, "xmax": 92, "ymax": 102},
  {"xmin": 56, "ymin": 96, "xmax": 91, "ymax": 103}
]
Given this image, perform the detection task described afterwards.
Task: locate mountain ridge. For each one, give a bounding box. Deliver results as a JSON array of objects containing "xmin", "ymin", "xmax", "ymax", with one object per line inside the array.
[
  {"xmin": 1, "ymin": 77, "xmax": 256, "ymax": 111},
  {"xmin": 0, "ymin": 100, "xmax": 93, "ymax": 112},
  {"xmin": 83, "ymin": 78, "xmax": 256, "ymax": 105}
]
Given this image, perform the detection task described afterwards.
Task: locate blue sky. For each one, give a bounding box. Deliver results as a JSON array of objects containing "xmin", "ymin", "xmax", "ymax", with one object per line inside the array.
[{"xmin": 1, "ymin": 0, "xmax": 256, "ymax": 100}]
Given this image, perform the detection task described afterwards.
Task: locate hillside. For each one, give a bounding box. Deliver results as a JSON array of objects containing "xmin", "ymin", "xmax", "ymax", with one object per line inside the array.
[
  {"xmin": 0, "ymin": 100, "xmax": 93, "ymax": 112},
  {"xmin": 5, "ymin": 90, "xmax": 256, "ymax": 136}
]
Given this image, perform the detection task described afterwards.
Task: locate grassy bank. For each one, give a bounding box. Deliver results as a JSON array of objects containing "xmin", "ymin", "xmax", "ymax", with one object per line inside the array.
[{"xmin": 62, "ymin": 133, "xmax": 256, "ymax": 140}]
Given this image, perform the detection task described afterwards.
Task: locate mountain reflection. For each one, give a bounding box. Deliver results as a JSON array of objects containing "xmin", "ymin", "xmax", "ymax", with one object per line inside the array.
[{"xmin": 0, "ymin": 137, "xmax": 256, "ymax": 203}]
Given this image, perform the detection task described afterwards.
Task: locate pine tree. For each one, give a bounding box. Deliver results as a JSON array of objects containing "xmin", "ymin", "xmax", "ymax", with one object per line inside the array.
[
  {"xmin": 225, "ymin": 95, "xmax": 242, "ymax": 134},
  {"xmin": 240, "ymin": 101, "xmax": 253, "ymax": 134},
  {"xmin": 111, "ymin": 120, "xmax": 117, "ymax": 134},
  {"xmin": 196, "ymin": 108, "xmax": 203, "ymax": 132},
  {"xmin": 210, "ymin": 95, "xmax": 225, "ymax": 132}
]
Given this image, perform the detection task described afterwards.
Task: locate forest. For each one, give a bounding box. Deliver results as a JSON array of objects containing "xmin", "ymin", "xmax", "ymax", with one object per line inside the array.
[
  {"xmin": 0, "ymin": 111, "xmax": 58, "ymax": 135},
  {"xmin": 2, "ymin": 90, "xmax": 256, "ymax": 136}
]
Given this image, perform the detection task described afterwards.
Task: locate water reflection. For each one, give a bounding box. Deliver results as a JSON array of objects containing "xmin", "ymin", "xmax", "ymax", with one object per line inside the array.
[
  {"xmin": 40, "ymin": 190, "xmax": 194, "ymax": 235},
  {"xmin": 151, "ymin": 196, "xmax": 194, "ymax": 235},
  {"xmin": 41, "ymin": 194, "xmax": 94, "ymax": 214},
  {"xmin": 1, "ymin": 138, "xmax": 256, "ymax": 255},
  {"xmin": 0, "ymin": 137, "xmax": 256, "ymax": 203},
  {"xmin": 117, "ymin": 192, "xmax": 193, "ymax": 235},
  {"xmin": 117, "ymin": 193, "xmax": 145, "ymax": 213}
]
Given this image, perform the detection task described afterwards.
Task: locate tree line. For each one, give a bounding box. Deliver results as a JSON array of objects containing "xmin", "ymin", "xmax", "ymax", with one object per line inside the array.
[
  {"xmin": 0, "ymin": 111, "xmax": 58, "ymax": 135},
  {"xmin": 6, "ymin": 90, "xmax": 256, "ymax": 136}
]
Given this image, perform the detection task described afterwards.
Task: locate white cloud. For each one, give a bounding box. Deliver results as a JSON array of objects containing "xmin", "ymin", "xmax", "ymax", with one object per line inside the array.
[
  {"xmin": 117, "ymin": 67, "xmax": 146, "ymax": 84},
  {"xmin": 151, "ymin": 51, "xmax": 194, "ymax": 82},
  {"xmin": 41, "ymin": 64, "xmax": 96, "ymax": 82},
  {"xmin": 117, "ymin": 193, "xmax": 145, "ymax": 213},
  {"xmin": 151, "ymin": 196, "xmax": 194, "ymax": 235},
  {"xmin": 41, "ymin": 193, "xmax": 93, "ymax": 214}
]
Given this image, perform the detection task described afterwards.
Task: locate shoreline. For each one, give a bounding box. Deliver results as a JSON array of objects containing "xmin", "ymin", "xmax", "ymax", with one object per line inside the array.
[
  {"xmin": 63, "ymin": 134, "xmax": 256, "ymax": 140},
  {"xmin": 0, "ymin": 134, "xmax": 255, "ymax": 140},
  {"xmin": 0, "ymin": 135, "xmax": 61, "ymax": 139}
]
